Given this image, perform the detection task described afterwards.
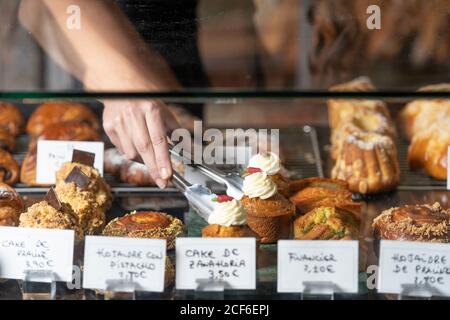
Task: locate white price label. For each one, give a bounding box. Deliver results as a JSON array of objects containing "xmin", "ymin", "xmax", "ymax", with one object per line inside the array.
[
  {"xmin": 378, "ymin": 240, "xmax": 450, "ymax": 297},
  {"xmin": 0, "ymin": 226, "xmax": 74, "ymax": 281},
  {"xmin": 176, "ymin": 237, "xmax": 256, "ymax": 290},
  {"xmin": 82, "ymin": 236, "xmax": 167, "ymax": 292},
  {"xmin": 277, "ymin": 240, "xmax": 359, "ymax": 293},
  {"xmin": 36, "ymin": 140, "xmax": 104, "ymax": 184}
]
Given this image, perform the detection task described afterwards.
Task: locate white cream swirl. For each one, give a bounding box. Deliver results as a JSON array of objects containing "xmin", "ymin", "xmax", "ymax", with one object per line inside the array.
[
  {"xmin": 208, "ymin": 199, "xmax": 247, "ymax": 226},
  {"xmin": 242, "ymin": 172, "xmax": 277, "ymax": 199},
  {"xmin": 248, "ymin": 152, "xmax": 281, "ymax": 175}
]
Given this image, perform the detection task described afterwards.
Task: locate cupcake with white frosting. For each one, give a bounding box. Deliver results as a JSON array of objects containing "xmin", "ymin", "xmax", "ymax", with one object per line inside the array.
[
  {"xmin": 202, "ymin": 195, "xmax": 258, "ymax": 239},
  {"xmin": 247, "ymin": 152, "xmax": 290, "ymax": 197},
  {"xmin": 240, "ymin": 168, "xmax": 295, "ymax": 243}
]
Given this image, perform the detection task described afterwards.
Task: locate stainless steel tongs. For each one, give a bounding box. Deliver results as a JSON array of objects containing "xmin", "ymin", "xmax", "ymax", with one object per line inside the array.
[
  {"xmin": 171, "ymin": 171, "xmax": 217, "ymax": 221},
  {"xmin": 168, "ymin": 144, "xmax": 244, "ymax": 200},
  {"xmin": 133, "ymin": 145, "xmax": 244, "ymax": 220}
]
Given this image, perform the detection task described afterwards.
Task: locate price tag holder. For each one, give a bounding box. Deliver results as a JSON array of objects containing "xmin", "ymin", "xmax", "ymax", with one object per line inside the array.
[
  {"xmin": 175, "ymin": 237, "xmax": 256, "ymax": 291},
  {"xmin": 36, "ymin": 140, "xmax": 104, "ymax": 184},
  {"xmin": 82, "ymin": 236, "xmax": 167, "ymax": 292},
  {"xmin": 0, "ymin": 226, "xmax": 74, "ymax": 282},
  {"xmin": 378, "ymin": 240, "xmax": 450, "ymax": 297},
  {"xmin": 277, "ymin": 240, "xmax": 359, "ymax": 294}
]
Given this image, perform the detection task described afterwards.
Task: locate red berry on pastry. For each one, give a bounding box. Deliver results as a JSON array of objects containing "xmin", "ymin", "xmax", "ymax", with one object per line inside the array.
[
  {"xmin": 247, "ymin": 167, "xmax": 262, "ymax": 174},
  {"xmin": 215, "ymin": 195, "xmax": 234, "ymax": 203}
]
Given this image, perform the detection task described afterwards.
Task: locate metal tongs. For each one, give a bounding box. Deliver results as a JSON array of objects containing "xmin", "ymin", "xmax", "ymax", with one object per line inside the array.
[
  {"xmin": 168, "ymin": 145, "xmax": 244, "ymax": 200},
  {"xmin": 168, "ymin": 144, "xmax": 245, "ymax": 220},
  {"xmin": 171, "ymin": 171, "xmax": 217, "ymax": 221}
]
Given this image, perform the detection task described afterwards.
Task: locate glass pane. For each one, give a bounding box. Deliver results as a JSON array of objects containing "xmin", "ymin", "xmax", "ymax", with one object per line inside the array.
[{"xmin": 0, "ymin": 0, "xmax": 449, "ymax": 94}]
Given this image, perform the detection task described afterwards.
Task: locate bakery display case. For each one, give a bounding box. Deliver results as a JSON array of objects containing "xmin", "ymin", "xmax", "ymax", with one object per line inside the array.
[{"xmin": 0, "ymin": 0, "xmax": 449, "ymax": 302}]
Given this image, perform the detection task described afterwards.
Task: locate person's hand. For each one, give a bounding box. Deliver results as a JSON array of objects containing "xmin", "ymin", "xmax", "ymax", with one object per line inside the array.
[{"xmin": 103, "ymin": 100, "xmax": 179, "ymax": 188}]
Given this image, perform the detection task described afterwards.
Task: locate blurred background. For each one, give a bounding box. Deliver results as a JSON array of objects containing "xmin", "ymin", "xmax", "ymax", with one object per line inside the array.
[{"xmin": 1, "ymin": 0, "xmax": 449, "ymax": 126}]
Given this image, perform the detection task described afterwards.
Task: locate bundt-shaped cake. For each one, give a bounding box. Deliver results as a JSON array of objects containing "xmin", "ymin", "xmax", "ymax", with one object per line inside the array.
[
  {"xmin": 408, "ymin": 121, "xmax": 449, "ymax": 180},
  {"xmin": 331, "ymin": 131, "xmax": 400, "ymax": 194}
]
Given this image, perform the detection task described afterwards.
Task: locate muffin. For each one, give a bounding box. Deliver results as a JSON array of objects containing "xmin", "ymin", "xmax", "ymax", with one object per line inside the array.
[
  {"xmin": 373, "ymin": 203, "xmax": 450, "ymax": 243},
  {"xmin": 247, "ymin": 152, "xmax": 290, "ymax": 197},
  {"xmin": 56, "ymin": 162, "xmax": 112, "ymax": 211},
  {"xmin": 19, "ymin": 189, "xmax": 83, "ymax": 242},
  {"xmin": 102, "ymin": 211, "xmax": 185, "ymax": 250},
  {"xmin": 293, "ymin": 206, "xmax": 359, "ymax": 240},
  {"xmin": 240, "ymin": 170, "xmax": 295, "ymax": 243},
  {"xmin": 0, "ymin": 182, "xmax": 24, "ymax": 226},
  {"xmin": 202, "ymin": 195, "xmax": 257, "ymax": 239},
  {"xmin": 55, "ymin": 179, "xmax": 105, "ymax": 235}
]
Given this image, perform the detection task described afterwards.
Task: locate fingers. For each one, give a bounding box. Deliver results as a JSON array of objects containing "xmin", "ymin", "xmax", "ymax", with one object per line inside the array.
[
  {"xmin": 129, "ymin": 107, "xmax": 167, "ymax": 189},
  {"xmin": 164, "ymin": 107, "xmax": 181, "ymax": 134},
  {"xmin": 112, "ymin": 109, "xmax": 139, "ymax": 161},
  {"xmin": 103, "ymin": 101, "xmax": 173, "ymax": 190},
  {"xmin": 145, "ymin": 103, "xmax": 173, "ymax": 184},
  {"xmin": 103, "ymin": 107, "xmax": 124, "ymax": 154}
]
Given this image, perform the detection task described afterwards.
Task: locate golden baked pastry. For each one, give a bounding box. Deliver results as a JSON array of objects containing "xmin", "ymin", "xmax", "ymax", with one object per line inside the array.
[
  {"xmin": 32, "ymin": 121, "xmax": 101, "ymax": 145},
  {"xmin": 293, "ymin": 207, "xmax": 359, "ymax": 240},
  {"xmin": 241, "ymin": 193, "xmax": 295, "ymax": 244},
  {"xmin": 0, "ymin": 182, "xmax": 23, "ymax": 226},
  {"xmin": 291, "ymin": 186, "xmax": 361, "ymax": 216},
  {"xmin": 19, "ymin": 192, "xmax": 83, "ymax": 241},
  {"xmin": 202, "ymin": 224, "xmax": 258, "ymax": 238},
  {"xmin": 56, "ymin": 162, "xmax": 112, "ymax": 211},
  {"xmin": 399, "ymin": 99, "xmax": 450, "ymax": 140},
  {"xmin": 408, "ymin": 122, "xmax": 449, "ymax": 180},
  {"xmin": 55, "ymin": 182, "xmax": 105, "ymax": 235},
  {"xmin": 0, "ymin": 128, "xmax": 15, "ymax": 152},
  {"xmin": 0, "ymin": 149, "xmax": 19, "ymax": 186},
  {"xmin": 330, "ymin": 110, "xmax": 396, "ymax": 159},
  {"xmin": 26, "ymin": 102, "xmax": 100, "ymax": 136},
  {"xmin": 0, "ymin": 102, "xmax": 24, "ymax": 137},
  {"xmin": 373, "ymin": 203, "xmax": 450, "ymax": 242},
  {"xmin": 102, "ymin": 211, "xmax": 185, "ymax": 250},
  {"xmin": 331, "ymin": 132, "xmax": 400, "ymax": 194},
  {"xmin": 329, "ymin": 99, "xmax": 390, "ymax": 131},
  {"xmin": 328, "ymin": 77, "xmax": 389, "ymax": 130}
]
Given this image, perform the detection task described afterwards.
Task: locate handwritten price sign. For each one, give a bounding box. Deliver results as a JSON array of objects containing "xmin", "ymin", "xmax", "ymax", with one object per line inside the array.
[
  {"xmin": 175, "ymin": 238, "xmax": 256, "ymax": 290},
  {"xmin": 0, "ymin": 226, "xmax": 74, "ymax": 282},
  {"xmin": 277, "ymin": 240, "xmax": 359, "ymax": 293}
]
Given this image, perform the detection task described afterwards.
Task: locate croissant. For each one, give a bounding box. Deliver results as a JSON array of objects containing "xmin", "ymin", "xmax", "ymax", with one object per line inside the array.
[
  {"xmin": 0, "ymin": 149, "xmax": 19, "ymax": 186},
  {"xmin": 0, "ymin": 128, "xmax": 15, "ymax": 152},
  {"xmin": 0, "ymin": 182, "xmax": 24, "ymax": 226},
  {"xmin": 26, "ymin": 102, "xmax": 100, "ymax": 136},
  {"xmin": 0, "ymin": 102, "xmax": 25, "ymax": 137}
]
